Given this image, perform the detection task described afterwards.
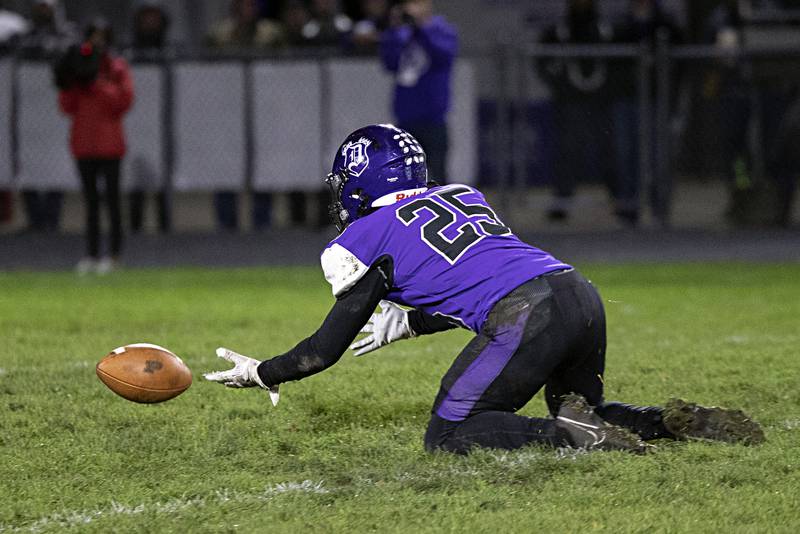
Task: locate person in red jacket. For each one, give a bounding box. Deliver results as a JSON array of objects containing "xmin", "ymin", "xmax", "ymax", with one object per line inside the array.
[{"xmin": 57, "ymin": 18, "xmax": 133, "ymax": 274}]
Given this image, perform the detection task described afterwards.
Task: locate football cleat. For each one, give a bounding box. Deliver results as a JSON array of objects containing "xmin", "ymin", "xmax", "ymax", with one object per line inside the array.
[
  {"xmin": 662, "ymin": 398, "xmax": 765, "ymax": 445},
  {"xmin": 556, "ymin": 394, "xmax": 647, "ymax": 454}
]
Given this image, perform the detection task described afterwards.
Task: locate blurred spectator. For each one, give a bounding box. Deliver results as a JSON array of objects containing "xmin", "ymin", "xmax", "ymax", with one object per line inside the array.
[
  {"xmin": 0, "ymin": 3, "xmax": 18, "ymax": 223},
  {"xmin": 301, "ymin": 0, "xmax": 353, "ymax": 48},
  {"xmin": 611, "ymin": 0, "xmax": 681, "ymax": 225},
  {"xmin": 0, "ymin": 190, "xmax": 10, "ymax": 224},
  {"xmin": 537, "ymin": 0, "xmax": 615, "ymax": 222},
  {"xmin": 206, "ymin": 0, "xmax": 283, "ymax": 49},
  {"xmin": 349, "ymin": 0, "xmax": 390, "ymax": 54},
  {"xmin": 280, "ymin": 0, "xmax": 352, "ymax": 228},
  {"xmin": 278, "ymin": 0, "xmax": 311, "ymax": 47},
  {"xmin": 769, "ymin": 90, "xmax": 800, "ymax": 227},
  {"xmin": 17, "ymin": 0, "xmax": 76, "ymax": 233},
  {"xmin": 57, "ymin": 18, "xmax": 134, "ymax": 274},
  {"xmin": 207, "ymin": 0, "xmax": 281, "ymax": 231},
  {"xmin": 131, "ymin": 0, "xmax": 171, "ymax": 52},
  {"xmin": 214, "ymin": 191, "xmax": 239, "ymax": 231},
  {"xmin": 712, "ymin": 0, "xmax": 799, "ymax": 227},
  {"xmin": 0, "ymin": 2, "xmax": 26, "ymax": 224},
  {"xmin": 380, "ymin": 0, "xmax": 458, "ymax": 184},
  {"xmin": 753, "ymin": 71, "xmax": 800, "ymax": 227},
  {"xmin": 17, "ymin": 0, "xmax": 74, "ymax": 58},
  {"xmin": 0, "ymin": 2, "xmax": 28, "ymax": 53},
  {"xmin": 699, "ymin": 1, "xmax": 751, "ymax": 215},
  {"xmin": 128, "ymin": 1, "xmax": 171, "ymax": 234}
]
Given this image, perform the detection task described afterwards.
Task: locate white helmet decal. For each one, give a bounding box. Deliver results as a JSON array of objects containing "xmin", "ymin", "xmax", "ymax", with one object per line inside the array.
[{"xmin": 341, "ymin": 137, "xmax": 372, "ymax": 177}]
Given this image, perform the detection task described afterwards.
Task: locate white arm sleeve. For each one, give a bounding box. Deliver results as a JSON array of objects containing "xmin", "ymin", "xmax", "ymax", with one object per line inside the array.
[{"xmin": 320, "ymin": 243, "xmax": 370, "ymax": 297}]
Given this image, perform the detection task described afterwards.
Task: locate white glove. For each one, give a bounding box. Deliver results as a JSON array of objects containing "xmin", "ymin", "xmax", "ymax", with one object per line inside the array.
[
  {"xmin": 349, "ymin": 300, "xmax": 417, "ymax": 356},
  {"xmin": 204, "ymin": 347, "xmax": 280, "ymax": 406}
]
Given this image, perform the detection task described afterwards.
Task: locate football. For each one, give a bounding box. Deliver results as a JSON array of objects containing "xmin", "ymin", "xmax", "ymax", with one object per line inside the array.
[{"xmin": 96, "ymin": 343, "xmax": 192, "ymax": 403}]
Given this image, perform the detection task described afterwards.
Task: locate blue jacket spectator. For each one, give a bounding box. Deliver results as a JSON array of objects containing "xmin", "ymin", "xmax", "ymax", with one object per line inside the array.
[{"xmin": 380, "ymin": 0, "xmax": 457, "ymax": 184}]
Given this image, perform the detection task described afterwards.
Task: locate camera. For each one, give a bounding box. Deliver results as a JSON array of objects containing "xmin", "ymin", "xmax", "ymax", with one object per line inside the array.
[{"xmin": 53, "ymin": 41, "xmax": 101, "ymax": 90}]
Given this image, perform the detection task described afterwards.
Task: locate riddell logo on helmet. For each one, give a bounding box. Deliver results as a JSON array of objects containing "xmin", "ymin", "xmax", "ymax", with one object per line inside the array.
[{"xmin": 371, "ymin": 187, "xmax": 428, "ymax": 208}]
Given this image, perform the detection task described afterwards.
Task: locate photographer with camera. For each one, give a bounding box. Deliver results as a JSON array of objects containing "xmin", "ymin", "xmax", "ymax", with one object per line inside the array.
[
  {"xmin": 380, "ymin": 0, "xmax": 457, "ymax": 184},
  {"xmin": 55, "ymin": 18, "xmax": 133, "ymax": 275}
]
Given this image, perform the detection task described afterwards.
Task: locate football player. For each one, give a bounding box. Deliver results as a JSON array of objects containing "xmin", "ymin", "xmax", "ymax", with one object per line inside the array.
[{"xmin": 205, "ymin": 124, "xmax": 764, "ymax": 454}]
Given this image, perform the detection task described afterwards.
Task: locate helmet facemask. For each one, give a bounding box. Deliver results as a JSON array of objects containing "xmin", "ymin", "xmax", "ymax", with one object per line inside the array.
[
  {"xmin": 325, "ymin": 170, "xmax": 350, "ymax": 233},
  {"xmin": 325, "ymin": 170, "xmax": 372, "ymax": 233}
]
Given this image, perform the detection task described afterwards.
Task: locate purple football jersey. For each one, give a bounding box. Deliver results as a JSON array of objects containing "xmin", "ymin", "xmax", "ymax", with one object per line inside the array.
[{"xmin": 321, "ymin": 184, "xmax": 571, "ymax": 332}]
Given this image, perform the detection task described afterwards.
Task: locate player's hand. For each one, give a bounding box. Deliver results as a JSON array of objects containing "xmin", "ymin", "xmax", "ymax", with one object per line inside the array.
[
  {"xmin": 204, "ymin": 347, "xmax": 280, "ymax": 405},
  {"xmin": 350, "ymin": 300, "xmax": 416, "ymax": 356}
]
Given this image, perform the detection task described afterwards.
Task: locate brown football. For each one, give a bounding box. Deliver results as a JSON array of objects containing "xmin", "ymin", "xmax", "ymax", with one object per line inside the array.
[{"xmin": 96, "ymin": 343, "xmax": 192, "ymax": 403}]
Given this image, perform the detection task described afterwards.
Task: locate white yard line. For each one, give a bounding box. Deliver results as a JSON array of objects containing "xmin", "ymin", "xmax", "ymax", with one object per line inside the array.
[{"xmin": 0, "ymin": 481, "xmax": 327, "ymax": 534}]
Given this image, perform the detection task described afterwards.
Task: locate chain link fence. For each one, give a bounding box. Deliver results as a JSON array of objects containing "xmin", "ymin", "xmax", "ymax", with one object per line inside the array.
[
  {"xmin": 0, "ymin": 52, "xmax": 477, "ymax": 230},
  {"xmin": 2, "ymin": 45, "xmax": 798, "ymax": 230}
]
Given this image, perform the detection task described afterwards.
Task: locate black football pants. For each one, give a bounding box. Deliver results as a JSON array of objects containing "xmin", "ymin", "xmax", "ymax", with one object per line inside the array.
[
  {"xmin": 77, "ymin": 158, "xmax": 123, "ymax": 258},
  {"xmin": 424, "ymin": 269, "xmax": 671, "ymax": 454}
]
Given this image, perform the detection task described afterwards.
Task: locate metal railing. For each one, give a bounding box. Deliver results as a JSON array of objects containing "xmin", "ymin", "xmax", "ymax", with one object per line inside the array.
[{"xmin": 2, "ymin": 43, "xmax": 798, "ymax": 229}]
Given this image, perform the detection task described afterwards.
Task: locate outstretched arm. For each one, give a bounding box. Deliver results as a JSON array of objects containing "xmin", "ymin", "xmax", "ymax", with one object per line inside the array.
[
  {"xmin": 257, "ymin": 259, "xmax": 390, "ymax": 386},
  {"xmin": 205, "ymin": 257, "xmax": 391, "ymax": 392}
]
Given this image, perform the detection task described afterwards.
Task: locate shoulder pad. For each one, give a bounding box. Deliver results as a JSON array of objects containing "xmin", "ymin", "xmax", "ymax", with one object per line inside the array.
[{"xmin": 321, "ymin": 243, "xmax": 369, "ymax": 297}]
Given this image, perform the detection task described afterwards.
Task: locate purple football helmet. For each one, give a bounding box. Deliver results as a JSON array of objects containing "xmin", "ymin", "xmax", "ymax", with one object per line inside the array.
[{"xmin": 325, "ymin": 124, "xmax": 429, "ymax": 232}]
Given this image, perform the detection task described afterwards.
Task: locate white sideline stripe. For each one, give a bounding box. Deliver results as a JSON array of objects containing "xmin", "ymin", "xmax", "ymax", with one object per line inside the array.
[{"xmin": 0, "ymin": 481, "xmax": 327, "ymax": 534}]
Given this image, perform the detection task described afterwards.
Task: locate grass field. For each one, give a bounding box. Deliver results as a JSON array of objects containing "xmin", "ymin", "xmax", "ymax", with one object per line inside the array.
[{"xmin": 1, "ymin": 263, "xmax": 799, "ymax": 533}]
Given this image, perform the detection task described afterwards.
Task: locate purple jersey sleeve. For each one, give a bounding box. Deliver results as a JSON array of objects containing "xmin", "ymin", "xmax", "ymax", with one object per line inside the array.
[{"xmin": 321, "ymin": 185, "xmax": 571, "ymax": 332}]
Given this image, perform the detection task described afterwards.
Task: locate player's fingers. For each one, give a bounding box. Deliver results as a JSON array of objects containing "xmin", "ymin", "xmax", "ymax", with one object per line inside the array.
[
  {"xmin": 204, "ymin": 370, "xmax": 235, "ymax": 382},
  {"xmin": 353, "ymin": 342, "xmax": 379, "ymax": 357},
  {"xmin": 378, "ymin": 300, "xmax": 393, "ymax": 311},
  {"xmin": 215, "ymin": 347, "xmax": 244, "ymax": 363},
  {"xmin": 349, "ymin": 335, "xmax": 374, "ymax": 351},
  {"xmin": 360, "ymin": 322, "xmax": 375, "ymax": 333}
]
